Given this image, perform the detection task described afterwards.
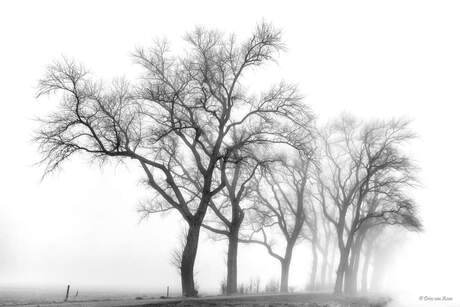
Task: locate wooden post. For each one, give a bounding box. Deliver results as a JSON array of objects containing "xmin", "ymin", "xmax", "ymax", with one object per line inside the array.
[
  {"xmin": 64, "ymin": 284, "xmax": 70, "ymax": 302},
  {"xmin": 166, "ymin": 286, "xmax": 170, "ymax": 297}
]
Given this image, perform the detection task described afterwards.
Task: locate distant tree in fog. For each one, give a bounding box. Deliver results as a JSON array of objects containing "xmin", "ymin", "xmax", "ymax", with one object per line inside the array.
[
  {"xmin": 368, "ymin": 227, "xmax": 409, "ymax": 292},
  {"xmin": 35, "ymin": 22, "xmax": 310, "ymax": 296},
  {"xmin": 345, "ymin": 182, "xmax": 422, "ymax": 294},
  {"xmin": 308, "ymin": 178, "xmax": 339, "ymax": 290},
  {"xmin": 360, "ymin": 223, "xmax": 383, "ymax": 293},
  {"xmin": 303, "ymin": 200, "xmax": 320, "ymax": 291},
  {"xmin": 316, "ymin": 115, "xmax": 421, "ymax": 294},
  {"xmin": 354, "ymin": 191, "xmax": 421, "ymax": 294},
  {"xmin": 303, "ymin": 197, "xmax": 337, "ymax": 291}
]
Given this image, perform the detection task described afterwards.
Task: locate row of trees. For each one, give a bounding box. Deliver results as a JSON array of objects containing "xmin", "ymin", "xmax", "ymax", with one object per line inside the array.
[{"xmin": 35, "ymin": 22, "xmax": 421, "ymax": 297}]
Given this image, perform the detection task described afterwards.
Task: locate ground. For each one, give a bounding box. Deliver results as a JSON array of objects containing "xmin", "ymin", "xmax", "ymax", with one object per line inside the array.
[{"xmin": 2, "ymin": 293, "xmax": 391, "ymax": 307}]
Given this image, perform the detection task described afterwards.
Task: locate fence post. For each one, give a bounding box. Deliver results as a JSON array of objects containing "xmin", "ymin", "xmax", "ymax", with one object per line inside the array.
[{"xmin": 64, "ymin": 284, "xmax": 70, "ymax": 302}]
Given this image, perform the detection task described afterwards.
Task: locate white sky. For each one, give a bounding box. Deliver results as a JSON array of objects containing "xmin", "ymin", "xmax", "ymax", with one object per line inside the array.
[{"xmin": 0, "ymin": 0, "xmax": 459, "ymax": 301}]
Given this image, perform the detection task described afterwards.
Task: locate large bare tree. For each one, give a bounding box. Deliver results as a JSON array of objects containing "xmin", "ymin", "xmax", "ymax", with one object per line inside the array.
[{"xmin": 35, "ymin": 23, "xmax": 309, "ymax": 296}]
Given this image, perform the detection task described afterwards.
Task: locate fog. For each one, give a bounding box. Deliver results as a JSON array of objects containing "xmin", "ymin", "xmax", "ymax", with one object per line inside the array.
[{"xmin": 0, "ymin": 0, "xmax": 459, "ymax": 305}]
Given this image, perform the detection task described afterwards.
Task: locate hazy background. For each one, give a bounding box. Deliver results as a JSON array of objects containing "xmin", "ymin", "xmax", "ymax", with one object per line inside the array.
[{"xmin": 0, "ymin": 0, "xmax": 459, "ymax": 303}]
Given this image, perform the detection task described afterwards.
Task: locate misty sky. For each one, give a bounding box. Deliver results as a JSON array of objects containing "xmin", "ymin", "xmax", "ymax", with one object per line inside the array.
[{"xmin": 0, "ymin": 0, "xmax": 459, "ymax": 298}]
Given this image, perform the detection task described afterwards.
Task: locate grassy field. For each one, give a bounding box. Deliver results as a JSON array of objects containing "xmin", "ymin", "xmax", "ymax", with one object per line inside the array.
[{"xmin": 0, "ymin": 292, "xmax": 391, "ymax": 307}]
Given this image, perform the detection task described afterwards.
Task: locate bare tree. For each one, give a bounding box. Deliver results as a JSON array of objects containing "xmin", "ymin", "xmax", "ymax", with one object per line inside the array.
[
  {"xmin": 345, "ymin": 189, "xmax": 422, "ymax": 294},
  {"xmin": 317, "ymin": 115, "xmax": 420, "ymax": 294},
  {"xmin": 200, "ymin": 152, "xmax": 268, "ymax": 295},
  {"xmin": 240, "ymin": 147, "xmax": 314, "ymax": 292},
  {"xmin": 199, "ymin": 121, "xmax": 314, "ymax": 295},
  {"xmin": 35, "ymin": 22, "xmax": 309, "ymax": 297}
]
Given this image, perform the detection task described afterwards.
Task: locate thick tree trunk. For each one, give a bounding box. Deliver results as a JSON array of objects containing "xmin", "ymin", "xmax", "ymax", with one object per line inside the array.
[
  {"xmin": 181, "ymin": 223, "xmax": 201, "ymax": 297},
  {"xmin": 344, "ymin": 255, "xmax": 359, "ymax": 294},
  {"xmin": 334, "ymin": 213, "xmax": 349, "ymax": 294},
  {"xmin": 280, "ymin": 260, "xmax": 291, "ymax": 292},
  {"xmin": 344, "ymin": 265, "xmax": 353, "ymax": 294},
  {"xmin": 280, "ymin": 245, "xmax": 293, "ymax": 292},
  {"xmin": 351, "ymin": 238, "xmax": 364, "ymax": 294},
  {"xmin": 344, "ymin": 236, "xmax": 363, "ymax": 295},
  {"xmin": 226, "ymin": 221, "xmax": 242, "ymax": 295},
  {"xmin": 334, "ymin": 247, "xmax": 350, "ymax": 294},
  {"xmin": 351, "ymin": 254, "xmax": 361, "ymax": 294},
  {"xmin": 334, "ymin": 260, "xmax": 346, "ymax": 294}
]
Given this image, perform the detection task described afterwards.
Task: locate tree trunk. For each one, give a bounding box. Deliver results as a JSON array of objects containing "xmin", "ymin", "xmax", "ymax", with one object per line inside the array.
[
  {"xmin": 334, "ymin": 213, "xmax": 349, "ymax": 294},
  {"xmin": 181, "ymin": 223, "xmax": 201, "ymax": 297},
  {"xmin": 334, "ymin": 247, "xmax": 350, "ymax": 294},
  {"xmin": 370, "ymin": 249, "xmax": 386, "ymax": 292},
  {"xmin": 280, "ymin": 245, "xmax": 293, "ymax": 292},
  {"xmin": 226, "ymin": 222, "xmax": 241, "ymax": 295},
  {"xmin": 344, "ymin": 264, "xmax": 353, "ymax": 294},
  {"xmin": 344, "ymin": 254, "xmax": 359, "ymax": 294},
  {"xmin": 334, "ymin": 260, "xmax": 346, "ymax": 294},
  {"xmin": 351, "ymin": 238, "xmax": 364, "ymax": 294},
  {"xmin": 370, "ymin": 262, "xmax": 382, "ymax": 291},
  {"xmin": 308, "ymin": 241, "xmax": 318, "ymax": 291},
  {"xmin": 351, "ymin": 254, "xmax": 361, "ymax": 294},
  {"xmin": 320, "ymin": 235, "xmax": 330, "ymax": 289},
  {"xmin": 344, "ymin": 236, "xmax": 363, "ymax": 295},
  {"xmin": 280, "ymin": 260, "xmax": 291, "ymax": 292},
  {"xmin": 361, "ymin": 242, "xmax": 373, "ymax": 293},
  {"xmin": 328, "ymin": 243, "xmax": 337, "ymax": 288}
]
